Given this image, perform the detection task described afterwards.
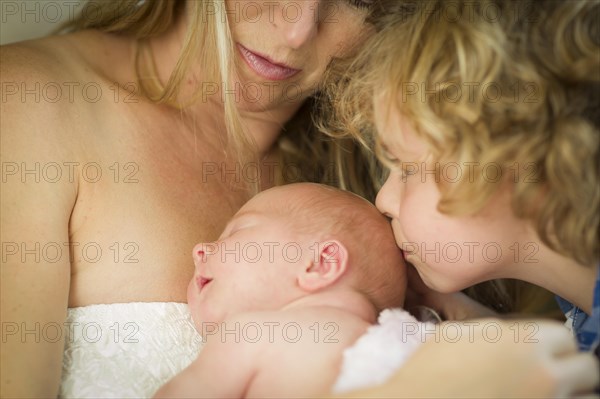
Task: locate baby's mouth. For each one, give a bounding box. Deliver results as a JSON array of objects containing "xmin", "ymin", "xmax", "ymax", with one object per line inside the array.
[{"xmin": 196, "ymin": 276, "xmax": 213, "ymax": 291}]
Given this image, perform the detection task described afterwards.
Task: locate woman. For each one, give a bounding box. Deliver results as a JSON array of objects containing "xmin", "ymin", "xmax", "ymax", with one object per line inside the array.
[{"xmin": 1, "ymin": 0, "xmax": 380, "ymax": 397}]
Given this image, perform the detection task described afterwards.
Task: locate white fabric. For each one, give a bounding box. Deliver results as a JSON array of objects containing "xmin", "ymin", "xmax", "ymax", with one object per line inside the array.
[
  {"xmin": 59, "ymin": 304, "xmax": 429, "ymax": 397},
  {"xmin": 333, "ymin": 308, "xmax": 432, "ymax": 393},
  {"xmin": 59, "ymin": 302, "xmax": 203, "ymax": 399}
]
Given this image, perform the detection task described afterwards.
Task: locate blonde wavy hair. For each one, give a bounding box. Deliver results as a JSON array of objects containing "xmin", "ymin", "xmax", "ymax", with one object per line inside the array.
[
  {"xmin": 323, "ymin": 0, "xmax": 600, "ymax": 267},
  {"xmin": 59, "ymin": 0, "xmax": 384, "ymax": 200}
]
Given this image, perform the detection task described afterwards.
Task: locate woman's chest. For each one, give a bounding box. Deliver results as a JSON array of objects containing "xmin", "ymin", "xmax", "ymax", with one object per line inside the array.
[{"xmin": 67, "ymin": 109, "xmax": 253, "ymax": 306}]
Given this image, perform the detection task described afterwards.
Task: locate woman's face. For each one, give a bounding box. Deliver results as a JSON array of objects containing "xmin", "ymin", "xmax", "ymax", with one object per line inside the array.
[
  {"xmin": 373, "ymin": 101, "xmax": 532, "ymax": 293},
  {"xmin": 225, "ymin": 0, "xmax": 373, "ymax": 111}
]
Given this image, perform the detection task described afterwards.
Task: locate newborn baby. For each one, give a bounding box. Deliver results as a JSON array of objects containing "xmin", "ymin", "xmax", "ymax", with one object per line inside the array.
[{"xmin": 155, "ymin": 183, "xmax": 416, "ymax": 398}]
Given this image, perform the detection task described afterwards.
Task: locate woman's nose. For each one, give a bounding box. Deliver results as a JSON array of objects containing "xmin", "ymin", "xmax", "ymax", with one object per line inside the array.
[
  {"xmin": 278, "ymin": 0, "xmax": 319, "ymax": 49},
  {"xmin": 376, "ymin": 174, "xmax": 401, "ymax": 220}
]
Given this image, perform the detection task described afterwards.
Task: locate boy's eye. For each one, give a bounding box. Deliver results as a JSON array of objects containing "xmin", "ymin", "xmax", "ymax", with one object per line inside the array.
[
  {"xmin": 380, "ymin": 149, "xmax": 400, "ymax": 166},
  {"xmin": 400, "ymin": 164, "xmax": 417, "ymax": 178},
  {"xmin": 380, "ymin": 151, "xmax": 417, "ymax": 178}
]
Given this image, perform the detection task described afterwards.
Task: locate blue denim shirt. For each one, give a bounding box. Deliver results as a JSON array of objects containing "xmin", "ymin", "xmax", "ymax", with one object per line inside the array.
[{"xmin": 555, "ymin": 265, "xmax": 600, "ymax": 352}]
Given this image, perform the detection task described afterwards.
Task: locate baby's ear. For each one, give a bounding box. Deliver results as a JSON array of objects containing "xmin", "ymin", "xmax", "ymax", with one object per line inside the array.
[{"xmin": 297, "ymin": 240, "xmax": 348, "ymax": 292}]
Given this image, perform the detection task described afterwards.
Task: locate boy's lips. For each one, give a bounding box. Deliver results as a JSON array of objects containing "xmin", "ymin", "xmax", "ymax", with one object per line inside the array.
[
  {"xmin": 399, "ymin": 247, "xmax": 415, "ymax": 261},
  {"xmin": 400, "ymin": 249, "xmax": 406, "ymax": 259}
]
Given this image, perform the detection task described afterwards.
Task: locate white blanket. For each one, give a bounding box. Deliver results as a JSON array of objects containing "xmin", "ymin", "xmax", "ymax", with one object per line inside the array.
[{"xmin": 333, "ymin": 308, "xmax": 434, "ymax": 393}]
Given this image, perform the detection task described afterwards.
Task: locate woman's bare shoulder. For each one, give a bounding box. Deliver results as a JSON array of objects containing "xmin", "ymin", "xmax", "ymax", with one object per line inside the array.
[
  {"xmin": 1, "ymin": 30, "xmax": 129, "ymax": 82},
  {"xmin": 1, "ymin": 31, "xmax": 133, "ymax": 150},
  {"xmin": 2, "ymin": 34, "xmax": 80, "ymax": 83}
]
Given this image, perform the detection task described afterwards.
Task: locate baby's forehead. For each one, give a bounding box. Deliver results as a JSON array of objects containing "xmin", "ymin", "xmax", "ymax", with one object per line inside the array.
[
  {"xmin": 242, "ymin": 185, "xmax": 382, "ymax": 228},
  {"xmin": 265, "ymin": 183, "xmax": 370, "ymax": 203},
  {"xmin": 243, "ymin": 184, "xmax": 318, "ymax": 210},
  {"xmin": 253, "ymin": 185, "xmax": 364, "ymax": 210}
]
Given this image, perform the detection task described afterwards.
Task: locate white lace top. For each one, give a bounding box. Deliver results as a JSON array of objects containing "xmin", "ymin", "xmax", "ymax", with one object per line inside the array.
[{"xmin": 59, "ymin": 302, "xmax": 203, "ymax": 398}]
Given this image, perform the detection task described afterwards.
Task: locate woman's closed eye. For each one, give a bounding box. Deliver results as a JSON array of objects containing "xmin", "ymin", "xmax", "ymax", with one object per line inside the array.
[{"xmin": 345, "ymin": 0, "xmax": 375, "ymax": 10}]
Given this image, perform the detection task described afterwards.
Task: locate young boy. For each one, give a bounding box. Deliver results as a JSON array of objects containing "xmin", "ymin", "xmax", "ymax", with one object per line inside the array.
[
  {"xmin": 154, "ymin": 183, "xmax": 417, "ymax": 398},
  {"xmin": 324, "ymin": 0, "xmax": 599, "ymax": 357}
]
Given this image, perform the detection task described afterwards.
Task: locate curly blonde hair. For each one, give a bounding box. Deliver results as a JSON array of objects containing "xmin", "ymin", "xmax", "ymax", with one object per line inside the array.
[{"xmin": 323, "ymin": 0, "xmax": 599, "ymax": 266}]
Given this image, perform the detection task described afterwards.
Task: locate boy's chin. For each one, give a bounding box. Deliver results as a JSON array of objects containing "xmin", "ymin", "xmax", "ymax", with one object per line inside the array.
[{"xmin": 418, "ymin": 270, "xmax": 463, "ymax": 294}]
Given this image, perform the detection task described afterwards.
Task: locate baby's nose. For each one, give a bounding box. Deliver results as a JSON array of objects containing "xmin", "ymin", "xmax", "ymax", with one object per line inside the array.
[{"xmin": 192, "ymin": 243, "xmax": 207, "ymax": 265}]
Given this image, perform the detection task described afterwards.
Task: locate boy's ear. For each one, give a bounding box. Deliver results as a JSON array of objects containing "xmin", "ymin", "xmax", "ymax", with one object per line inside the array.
[{"xmin": 298, "ymin": 240, "xmax": 349, "ymax": 292}]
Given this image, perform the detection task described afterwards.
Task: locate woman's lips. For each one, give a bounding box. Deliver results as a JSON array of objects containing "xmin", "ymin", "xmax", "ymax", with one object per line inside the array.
[{"xmin": 237, "ymin": 44, "xmax": 301, "ymax": 81}]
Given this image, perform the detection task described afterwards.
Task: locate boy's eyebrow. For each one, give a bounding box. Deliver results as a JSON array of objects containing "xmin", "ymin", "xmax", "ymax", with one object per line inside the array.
[
  {"xmin": 375, "ymin": 133, "xmax": 398, "ymax": 156},
  {"xmin": 377, "ymin": 134, "xmax": 425, "ymax": 163}
]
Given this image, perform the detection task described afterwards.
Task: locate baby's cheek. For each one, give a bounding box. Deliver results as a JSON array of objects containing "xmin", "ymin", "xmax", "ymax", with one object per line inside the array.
[
  {"xmin": 186, "ymin": 279, "xmax": 195, "ymax": 305},
  {"xmin": 186, "ymin": 280, "xmax": 201, "ymax": 322}
]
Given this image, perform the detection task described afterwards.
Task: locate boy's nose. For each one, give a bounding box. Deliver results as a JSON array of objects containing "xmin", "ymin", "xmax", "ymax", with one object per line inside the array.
[{"xmin": 376, "ymin": 174, "xmax": 401, "ymax": 220}]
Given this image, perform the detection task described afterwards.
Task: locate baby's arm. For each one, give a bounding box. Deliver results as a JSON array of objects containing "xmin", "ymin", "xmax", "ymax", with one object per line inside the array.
[
  {"xmin": 153, "ymin": 315, "xmax": 259, "ymax": 399},
  {"xmin": 155, "ymin": 308, "xmax": 358, "ymax": 398}
]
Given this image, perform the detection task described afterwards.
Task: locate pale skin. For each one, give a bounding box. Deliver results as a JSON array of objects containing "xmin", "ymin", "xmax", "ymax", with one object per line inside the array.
[
  {"xmin": 156, "ymin": 184, "xmax": 385, "ymax": 398},
  {"xmin": 155, "ymin": 309, "xmax": 370, "ymax": 399},
  {"xmin": 0, "ymin": 1, "xmax": 371, "ymax": 397}
]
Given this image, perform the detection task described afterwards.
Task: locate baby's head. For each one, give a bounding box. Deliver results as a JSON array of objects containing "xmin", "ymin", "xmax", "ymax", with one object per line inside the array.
[{"xmin": 187, "ymin": 183, "xmax": 407, "ymax": 326}]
